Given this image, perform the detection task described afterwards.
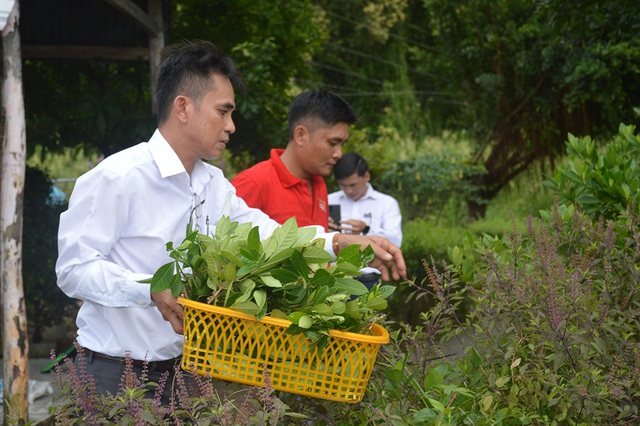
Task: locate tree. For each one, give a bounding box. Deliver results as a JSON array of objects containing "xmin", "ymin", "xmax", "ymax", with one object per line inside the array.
[
  {"xmin": 23, "ymin": 60, "xmax": 155, "ymax": 158},
  {"xmin": 170, "ymin": 0, "xmax": 327, "ymax": 162},
  {"xmin": 1, "ymin": 1, "xmax": 29, "ymax": 423},
  {"xmin": 410, "ymin": 0, "xmax": 640, "ymax": 219}
]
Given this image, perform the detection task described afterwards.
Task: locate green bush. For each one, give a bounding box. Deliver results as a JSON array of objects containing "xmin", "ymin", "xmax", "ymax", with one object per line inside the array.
[
  {"xmin": 544, "ymin": 123, "xmax": 640, "ymax": 220},
  {"xmin": 390, "ymin": 217, "xmax": 523, "ymax": 325},
  {"xmin": 23, "ymin": 167, "xmax": 78, "ymax": 344},
  {"xmin": 376, "ymin": 151, "xmax": 485, "ymax": 222}
]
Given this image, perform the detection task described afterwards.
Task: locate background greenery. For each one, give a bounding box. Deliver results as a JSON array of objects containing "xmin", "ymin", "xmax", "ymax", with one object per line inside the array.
[{"xmin": 12, "ymin": 0, "xmax": 640, "ymax": 423}]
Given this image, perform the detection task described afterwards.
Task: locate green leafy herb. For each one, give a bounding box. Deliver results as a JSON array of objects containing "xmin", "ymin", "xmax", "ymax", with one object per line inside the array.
[{"xmin": 149, "ymin": 216, "xmax": 394, "ymax": 350}]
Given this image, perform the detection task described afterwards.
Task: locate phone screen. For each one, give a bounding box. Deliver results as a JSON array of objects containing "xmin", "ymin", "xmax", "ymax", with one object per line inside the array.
[{"xmin": 329, "ymin": 204, "xmax": 341, "ymax": 225}]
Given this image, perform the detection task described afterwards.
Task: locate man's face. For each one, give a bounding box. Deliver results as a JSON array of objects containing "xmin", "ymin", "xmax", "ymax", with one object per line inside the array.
[
  {"xmin": 187, "ymin": 73, "xmax": 237, "ymax": 161},
  {"xmin": 300, "ymin": 122, "xmax": 349, "ymax": 178},
  {"xmin": 338, "ymin": 171, "xmax": 370, "ymax": 201}
]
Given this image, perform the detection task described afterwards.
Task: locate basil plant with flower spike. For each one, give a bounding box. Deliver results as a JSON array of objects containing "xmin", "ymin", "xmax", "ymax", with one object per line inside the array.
[{"xmin": 148, "ymin": 216, "xmax": 395, "ymax": 351}]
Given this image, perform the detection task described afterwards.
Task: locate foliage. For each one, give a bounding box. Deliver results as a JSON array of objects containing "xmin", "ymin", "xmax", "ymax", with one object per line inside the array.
[
  {"xmin": 544, "ymin": 123, "xmax": 640, "ymax": 220},
  {"xmin": 149, "ymin": 216, "xmax": 394, "ymax": 351},
  {"xmin": 172, "ymin": 0, "xmax": 328, "ymax": 160},
  {"xmin": 43, "ymin": 346, "xmax": 300, "ymax": 426},
  {"xmin": 23, "ymin": 60, "xmax": 155, "ymax": 157},
  {"xmin": 411, "ymin": 0, "xmax": 640, "ymax": 218},
  {"xmin": 41, "ymin": 196, "xmax": 640, "ymax": 424},
  {"xmin": 22, "ymin": 167, "xmax": 78, "ymax": 343},
  {"xmin": 375, "ymin": 150, "xmax": 485, "ymax": 221},
  {"xmin": 443, "ymin": 205, "xmax": 640, "ymax": 424}
]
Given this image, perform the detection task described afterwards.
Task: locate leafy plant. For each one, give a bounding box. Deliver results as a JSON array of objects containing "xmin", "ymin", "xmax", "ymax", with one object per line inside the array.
[
  {"xmin": 544, "ymin": 123, "xmax": 640, "ymax": 220},
  {"xmin": 44, "ymin": 345, "xmax": 300, "ymax": 426},
  {"xmin": 375, "ymin": 151, "xmax": 485, "ymax": 222},
  {"xmin": 149, "ymin": 216, "xmax": 395, "ymax": 351}
]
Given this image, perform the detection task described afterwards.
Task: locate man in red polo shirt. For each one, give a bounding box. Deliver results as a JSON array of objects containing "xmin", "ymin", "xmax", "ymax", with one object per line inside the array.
[{"xmin": 231, "ymin": 89, "xmax": 357, "ymax": 230}]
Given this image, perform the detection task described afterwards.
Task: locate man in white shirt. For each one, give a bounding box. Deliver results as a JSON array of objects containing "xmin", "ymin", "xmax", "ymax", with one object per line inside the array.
[
  {"xmin": 329, "ymin": 153, "xmax": 403, "ymax": 288},
  {"xmin": 55, "ymin": 41, "xmax": 406, "ymax": 404}
]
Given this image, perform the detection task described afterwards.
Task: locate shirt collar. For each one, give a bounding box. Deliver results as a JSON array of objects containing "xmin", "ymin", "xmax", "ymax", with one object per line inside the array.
[
  {"xmin": 270, "ymin": 148, "xmax": 324, "ymax": 188},
  {"xmin": 148, "ymin": 129, "xmax": 187, "ymax": 178},
  {"xmin": 147, "ymin": 129, "xmax": 214, "ymax": 192}
]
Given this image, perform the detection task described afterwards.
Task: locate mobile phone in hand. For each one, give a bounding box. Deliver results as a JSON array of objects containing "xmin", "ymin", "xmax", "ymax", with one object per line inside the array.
[{"xmin": 329, "ymin": 204, "xmax": 341, "ymax": 227}]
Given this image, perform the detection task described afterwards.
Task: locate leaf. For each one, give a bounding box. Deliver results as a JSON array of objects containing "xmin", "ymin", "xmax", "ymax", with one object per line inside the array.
[
  {"xmin": 290, "ymin": 250, "xmax": 309, "ymax": 278},
  {"xmin": 310, "ymin": 284, "xmax": 331, "ymax": 305},
  {"xmin": 495, "ymin": 376, "xmax": 510, "ymax": 388},
  {"xmin": 260, "ymin": 274, "xmax": 282, "ymax": 288},
  {"xmin": 301, "ymin": 245, "xmax": 332, "ymax": 264},
  {"xmin": 365, "ymin": 296, "xmax": 388, "ymax": 310},
  {"xmin": 237, "ymin": 260, "xmax": 258, "ymax": 276},
  {"xmin": 262, "ymin": 217, "xmax": 299, "ymax": 258},
  {"xmin": 247, "ymin": 225, "xmax": 261, "ymax": 252},
  {"xmin": 149, "ymin": 262, "xmax": 177, "ymax": 293},
  {"xmin": 334, "ymin": 277, "xmax": 369, "ymax": 296},
  {"xmin": 292, "ymin": 226, "xmax": 318, "ymax": 246},
  {"xmin": 312, "ymin": 303, "xmax": 333, "ymax": 316},
  {"xmin": 310, "ymin": 269, "xmax": 334, "ymax": 288},
  {"xmin": 331, "ymin": 301, "xmax": 346, "ymax": 314},
  {"xmin": 222, "ymin": 262, "xmax": 237, "ymax": 284},
  {"xmin": 332, "ymin": 262, "xmax": 363, "ymax": 276},
  {"xmin": 253, "ymin": 289, "xmax": 267, "ymax": 310},
  {"xmin": 298, "ymin": 315, "xmax": 313, "ymax": 329},
  {"xmin": 260, "ymin": 248, "xmax": 295, "ymax": 270},
  {"xmin": 269, "ymin": 309, "xmax": 287, "ymax": 319},
  {"xmin": 511, "ymin": 357, "xmax": 521, "ymax": 370},
  {"xmin": 336, "ymin": 244, "xmax": 364, "ymax": 266},
  {"xmin": 239, "ymin": 247, "xmax": 260, "ymax": 262},
  {"xmin": 219, "ymin": 250, "xmax": 241, "ymax": 266},
  {"xmin": 230, "ymin": 300, "xmax": 261, "ymax": 316},
  {"xmin": 270, "ymin": 268, "xmax": 299, "ymax": 283}
]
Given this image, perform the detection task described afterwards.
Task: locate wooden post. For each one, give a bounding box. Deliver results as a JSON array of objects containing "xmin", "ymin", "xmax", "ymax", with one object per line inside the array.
[
  {"xmin": 1, "ymin": 0, "xmax": 29, "ymax": 423},
  {"xmin": 148, "ymin": 0, "xmax": 165, "ymax": 115}
]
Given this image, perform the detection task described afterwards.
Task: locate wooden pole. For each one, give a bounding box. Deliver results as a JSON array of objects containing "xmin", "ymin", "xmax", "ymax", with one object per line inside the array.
[{"xmin": 1, "ymin": 0, "xmax": 29, "ymax": 423}]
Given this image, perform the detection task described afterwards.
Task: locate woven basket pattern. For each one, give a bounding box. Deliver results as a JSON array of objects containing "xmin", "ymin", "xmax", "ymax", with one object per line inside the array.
[{"xmin": 179, "ymin": 298, "xmax": 388, "ymax": 402}]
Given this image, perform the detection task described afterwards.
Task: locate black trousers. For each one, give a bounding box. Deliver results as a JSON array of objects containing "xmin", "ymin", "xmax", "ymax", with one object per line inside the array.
[
  {"xmin": 73, "ymin": 347, "xmax": 250, "ymax": 408},
  {"xmin": 354, "ymin": 273, "xmax": 381, "ymax": 290},
  {"xmin": 74, "ymin": 348, "xmax": 181, "ymax": 406}
]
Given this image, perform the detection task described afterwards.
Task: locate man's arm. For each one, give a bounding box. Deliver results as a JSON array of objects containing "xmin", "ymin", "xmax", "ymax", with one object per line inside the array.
[
  {"xmin": 55, "ymin": 169, "xmax": 152, "ymax": 308},
  {"xmin": 332, "ymin": 233, "xmax": 407, "ymax": 282}
]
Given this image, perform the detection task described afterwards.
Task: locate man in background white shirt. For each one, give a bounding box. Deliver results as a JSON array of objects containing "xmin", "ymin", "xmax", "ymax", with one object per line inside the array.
[{"xmin": 329, "ymin": 153, "xmax": 403, "ymax": 288}]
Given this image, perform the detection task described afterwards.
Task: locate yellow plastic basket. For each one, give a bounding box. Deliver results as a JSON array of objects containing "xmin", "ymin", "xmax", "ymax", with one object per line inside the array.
[{"xmin": 178, "ymin": 297, "xmax": 389, "ymax": 403}]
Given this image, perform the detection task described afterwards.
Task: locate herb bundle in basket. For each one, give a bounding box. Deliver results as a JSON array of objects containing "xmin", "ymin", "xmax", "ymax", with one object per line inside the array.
[{"xmin": 149, "ymin": 216, "xmax": 394, "ymax": 351}]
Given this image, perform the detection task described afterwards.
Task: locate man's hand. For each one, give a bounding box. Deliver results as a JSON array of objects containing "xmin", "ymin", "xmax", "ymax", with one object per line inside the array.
[
  {"xmin": 335, "ymin": 234, "xmax": 407, "ymax": 282},
  {"xmin": 339, "ymin": 219, "xmax": 368, "ymax": 234},
  {"xmin": 151, "ymin": 289, "xmax": 184, "ymax": 334}
]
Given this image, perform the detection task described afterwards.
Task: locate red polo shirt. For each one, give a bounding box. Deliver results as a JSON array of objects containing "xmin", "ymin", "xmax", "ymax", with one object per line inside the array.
[{"xmin": 231, "ymin": 149, "xmax": 329, "ymax": 230}]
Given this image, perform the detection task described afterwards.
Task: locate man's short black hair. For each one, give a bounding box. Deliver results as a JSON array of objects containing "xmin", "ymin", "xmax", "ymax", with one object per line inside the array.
[
  {"xmin": 288, "ymin": 89, "xmax": 358, "ymax": 139},
  {"xmin": 334, "ymin": 152, "xmax": 368, "ymax": 180},
  {"xmin": 155, "ymin": 40, "xmax": 244, "ymax": 125}
]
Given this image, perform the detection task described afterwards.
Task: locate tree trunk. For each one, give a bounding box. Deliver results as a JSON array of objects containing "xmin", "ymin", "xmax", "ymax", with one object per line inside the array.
[{"xmin": 1, "ymin": 1, "xmax": 29, "ymax": 424}]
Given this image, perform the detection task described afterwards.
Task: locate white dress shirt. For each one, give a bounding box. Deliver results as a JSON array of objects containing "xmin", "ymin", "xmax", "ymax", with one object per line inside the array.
[
  {"xmin": 56, "ymin": 129, "xmax": 335, "ymax": 361},
  {"xmin": 328, "ymin": 183, "xmax": 402, "ymax": 275}
]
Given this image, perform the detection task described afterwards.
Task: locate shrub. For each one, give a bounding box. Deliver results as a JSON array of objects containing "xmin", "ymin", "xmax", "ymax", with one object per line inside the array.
[
  {"xmin": 544, "ymin": 123, "xmax": 640, "ymax": 220},
  {"xmin": 45, "ymin": 346, "xmax": 300, "ymax": 425},
  {"xmin": 447, "ymin": 204, "xmax": 640, "ymax": 423},
  {"xmin": 23, "ymin": 167, "xmax": 78, "ymax": 344},
  {"xmin": 376, "ymin": 151, "xmax": 485, "ymax": 222}
]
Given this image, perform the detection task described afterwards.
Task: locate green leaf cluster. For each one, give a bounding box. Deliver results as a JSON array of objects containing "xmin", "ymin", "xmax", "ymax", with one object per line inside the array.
[
  {"xmin": 544, "ymin": 123, "xmax": 640, "ymax": 221},
  {"xmin": 149, "ymin": 217, "xmax": 394, "ymax": 351}
]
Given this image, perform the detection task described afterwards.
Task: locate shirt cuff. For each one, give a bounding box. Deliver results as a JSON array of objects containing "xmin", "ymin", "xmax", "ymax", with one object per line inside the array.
[{"xmin": 314, "ymin": 231, "xmax": 340, "ymax": 260}]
